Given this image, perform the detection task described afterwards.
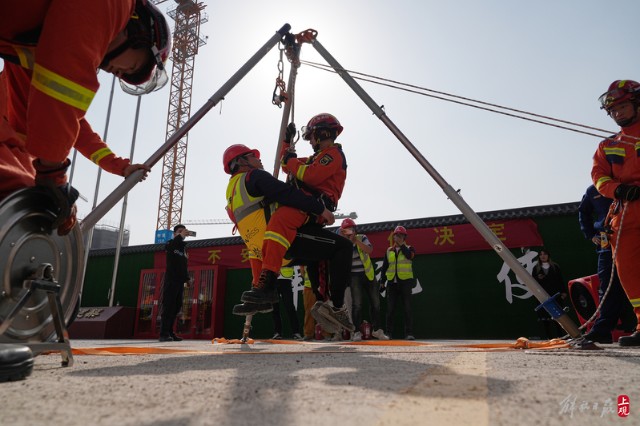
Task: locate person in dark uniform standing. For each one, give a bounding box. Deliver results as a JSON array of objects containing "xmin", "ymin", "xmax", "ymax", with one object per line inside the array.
[
  {"xmin": 159, "ymin": 224, "xmax": 192, "ymax": 342},
  {"xmin": 578, "ymin": 184, "xmax": 636, "ymax": 343}
]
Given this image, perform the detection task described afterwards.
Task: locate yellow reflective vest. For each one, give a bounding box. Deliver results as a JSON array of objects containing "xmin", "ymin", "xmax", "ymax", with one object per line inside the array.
[
  {"xmin": 226, "ymin": 172, "xmax": 266, "ymax": 260},
  {"xmin": 385, "ymin": 247, "xmax": 414, "ymax": 281},
  {"xmin": 303, "ymin": 270, "xmax": 311, "ymax": 288},
  {"xmin": 280, "ymin": 266, "xmax": 295, "ymax": 279},
  {"xmin": 355, "ymin": 235, "xmax": 375, "ymax": 281}
]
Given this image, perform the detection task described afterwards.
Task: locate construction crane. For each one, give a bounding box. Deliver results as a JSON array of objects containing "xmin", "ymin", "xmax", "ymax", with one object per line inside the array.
[
  {"xmin": 183, "ymin": 212, "xmax": 359, "ymax": 226},
  {"xmin": 153, "ymin": 0, "xmax": 208, "ymax": 242}
]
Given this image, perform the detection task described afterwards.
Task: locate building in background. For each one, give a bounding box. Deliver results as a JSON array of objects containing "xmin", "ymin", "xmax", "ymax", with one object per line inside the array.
[{"xmin": 90, "ymin": 224, "xmax": 130, "ymax": 249}]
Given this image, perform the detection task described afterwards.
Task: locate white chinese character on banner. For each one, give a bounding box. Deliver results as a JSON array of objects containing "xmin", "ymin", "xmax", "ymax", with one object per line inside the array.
[
  {"xmin": 496, "ymin": 250, "xmax": 538, "ymax": 304},
  {"xmin": 290, "ymin": 267, "xmax": 304, "ymax": 311}
]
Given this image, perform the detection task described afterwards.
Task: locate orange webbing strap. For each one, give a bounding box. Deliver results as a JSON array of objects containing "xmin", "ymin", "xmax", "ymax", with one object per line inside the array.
[
  {"xmin": 457, "ymin": 337, "xmax": 570, "ymax": 350},
  {"xmin": 213, "ymin": 337, "xmax": 255, "ymax": 345},
  {"xmin": 57, "ymin": 337, "xmax": 569, "ymax": 355},
  {"xmin": 295, "ymin": 29, "xmax": 317, "ymax": 44},
  {"xmin": 70, "ymin": 347, "xmax": 198, "ymax": 355}
]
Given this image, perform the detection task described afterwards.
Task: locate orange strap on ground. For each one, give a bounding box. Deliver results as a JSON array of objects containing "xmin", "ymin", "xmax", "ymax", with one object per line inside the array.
[
  {"xmin": 70, "ymin": 347, "xmax": 197, "ymax": 355},
  {"xmin": 43, "ymin": 337, "xmax": 570, "ymax": 356}
]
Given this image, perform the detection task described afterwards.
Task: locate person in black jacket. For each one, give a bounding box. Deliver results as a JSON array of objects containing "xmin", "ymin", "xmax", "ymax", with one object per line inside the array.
[
  {"xmin": 159, "ymin": 224, "xmax": 192, "ymax": 342},
  {"xmin": 532, "ymin": 248, "xmax": 568, "ymax": 339}
]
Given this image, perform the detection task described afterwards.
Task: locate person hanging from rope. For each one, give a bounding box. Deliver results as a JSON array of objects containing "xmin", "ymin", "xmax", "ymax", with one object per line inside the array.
[
  {"xmin": 592, "ymin": 79, "xmax": 640, "ymax": 347},
  {"xmin": 237, "ymin": 113, "xmax": 354, "ymax": 332},
  {"xmin": 222, "ymin": 142, "xmax": 336, "ymax": 315},
  {"xmin": 0, "ymin": 0, "xmax": 170, "ymax": 235}
]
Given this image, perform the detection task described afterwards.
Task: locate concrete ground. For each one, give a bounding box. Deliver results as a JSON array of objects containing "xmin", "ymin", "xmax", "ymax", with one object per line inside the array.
[{"xmin": 1, "ymin": 338, "xmax": 638, "ymax": 426}]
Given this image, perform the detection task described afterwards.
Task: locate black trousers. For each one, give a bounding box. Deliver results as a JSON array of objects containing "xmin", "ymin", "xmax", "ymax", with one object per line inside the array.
[
  {"xmin": 386, "ymin": 279, "xmax": 414, "ymax": 337},
  {"xmin": 286, "ymin": 223, "xmax": 352, "ymax": 308},
  {"xmin": 272, "ymin": 278, "xmax": 301, "ymax": 335},
  {"xmin": 160, "ymin": 278, "xmax": 184, "ymax": 336},
  {"xmin": 350, "ymin": 272, "xmax": 383, "ymax": 330},
  {"xmin": 590, "ymin": 249, "xmax": 637, "ymax": 335}
]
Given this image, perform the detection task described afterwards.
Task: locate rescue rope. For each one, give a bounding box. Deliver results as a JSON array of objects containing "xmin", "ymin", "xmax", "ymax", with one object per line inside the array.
[
  {"xmin": 573, "ymin": 202, "xmax": 628, "ymax": 335},
  {"xmin": 299, "ymin": 60, "xmax": 640, "ymax": 144}
]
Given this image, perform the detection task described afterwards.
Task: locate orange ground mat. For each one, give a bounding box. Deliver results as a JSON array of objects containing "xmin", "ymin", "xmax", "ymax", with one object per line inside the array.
[{"xmin": 64, "ymin": 337, "xmax": 572, "ymax": 356}]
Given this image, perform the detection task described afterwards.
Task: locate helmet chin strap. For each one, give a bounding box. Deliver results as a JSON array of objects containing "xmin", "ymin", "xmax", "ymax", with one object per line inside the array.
[
  {"xmin": 613, "ymin": 101, "xmax": 640, "ymax": 128},
  {"xmin": 615, "ymin": 108, "xmax": 639, "ymax": 128},
  {"xmin": 99, "ymin": 39, "xmax": 131, "ymax": 69}
]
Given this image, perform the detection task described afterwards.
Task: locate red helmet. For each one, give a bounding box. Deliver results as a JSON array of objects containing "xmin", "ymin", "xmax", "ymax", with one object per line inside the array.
[
  {"xmin": 301, "ymin": 113, "xmax": 344, "ymax": 141},
  {"xmin": 223, "ymin": 144, "xmax": 260, "ymax": 175},
  {"xmin": 393, "ymin": 226, "xmax": 407, "ymax": 236},
  {"xmin": 598, "ymin": 80, "xmax": 640, "ymax": 111},
  {"xmin": 340, "ymin": 218, "xmax": 357, "ymax": 229},
  {"xmin": 118, "ymin": 0, "xmax": 172, "ymax": 95}
]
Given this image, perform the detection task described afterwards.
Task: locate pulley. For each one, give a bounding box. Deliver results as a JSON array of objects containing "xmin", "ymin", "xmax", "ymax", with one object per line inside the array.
[{"xmin": 0, "ymin": 187, "xmax": 83, "ymax": 343}]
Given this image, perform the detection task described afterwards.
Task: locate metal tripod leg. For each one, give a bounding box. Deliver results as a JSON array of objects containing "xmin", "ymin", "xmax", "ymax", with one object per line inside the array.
[
  {"xmin": 81, "ymin": 24, "xmax": 292, "ymax": 233},
  {"xmin": 310, "ymin": 38, "xmax": 584, "ymax": 342},
  {"xmin": 236, "ymin": 36, "xmax": 300, "ymax": 346}
]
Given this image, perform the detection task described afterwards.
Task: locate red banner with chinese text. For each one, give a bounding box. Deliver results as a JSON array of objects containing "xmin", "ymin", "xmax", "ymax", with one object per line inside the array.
[
  {"xmin": 367, "ymin": 218, "xmax": 543, "ymax": 258},
  {"xmin": 154, "ymin": 219, "xmax": 543, "ymax": 269}
]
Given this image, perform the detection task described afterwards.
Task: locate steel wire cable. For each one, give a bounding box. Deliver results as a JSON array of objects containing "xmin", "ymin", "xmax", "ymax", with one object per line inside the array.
[
  {"xmin": 299, "ymin": 60, "xmax": 640, "ymax": 143},
  {"xmin": 300, "ymin": 59, "xmax": 640, "ymax": 343}
]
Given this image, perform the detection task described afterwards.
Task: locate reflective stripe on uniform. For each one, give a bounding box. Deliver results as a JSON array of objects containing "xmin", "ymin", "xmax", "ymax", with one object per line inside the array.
[
  {"xmin": 596, "ymin": 176, "xmax": 612, "ymax": 190},
  {"xmin": 90, "ymin": 147, "xmax": 114, "ymax": 164},
  {"xmin": 604, "ymin": 146, "xmax": 626, "ymax": 165},
  {"xmin": 32, "ymin": 64, "xmax": 95, "ymax": 111},
  {"xmin": 15, "ymin": 47, "xmax": 35, "ymax": 69},
  {"xmin": 295, "ymin": 164, "xmax": 308, "ymax": 181},
  {"xmin": 630, "ymin": 297, "xmax": 640, "ymax": 308},
  {"xmin": 265, "ymin": 230, "xmax": 290, "ymax": 250}
]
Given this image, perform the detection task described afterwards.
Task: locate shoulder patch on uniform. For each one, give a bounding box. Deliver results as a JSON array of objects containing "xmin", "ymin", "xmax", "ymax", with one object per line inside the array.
[{"xmin": 319, "ymin": 154, "xmax": 334, "ymax": 165}]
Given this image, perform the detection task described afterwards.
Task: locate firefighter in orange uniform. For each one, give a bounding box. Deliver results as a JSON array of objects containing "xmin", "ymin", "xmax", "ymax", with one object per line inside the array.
[
  {"xmin": 222, "ymin": 143, "xmax": 334, "ymax": 314},
  {"xmin": 592, "ymin": 80, "xmax": 640, "ymax": 346},
  {"xmin": 241, "ymin": 113, "xmax": 348, "ymax": 304},
  {"xmin": 0, "ymin": 0, "xmax": 170, "ymax": 382},
  {"xmin": 0, "ymin": 0, "xmax": 171, "ymax": 233}
]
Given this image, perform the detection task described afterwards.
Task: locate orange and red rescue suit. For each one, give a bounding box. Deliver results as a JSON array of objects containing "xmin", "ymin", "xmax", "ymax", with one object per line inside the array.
[
  {"xmin": 261, "ymin": 143, "xmax": 347, "ymax": 273},
  {"xmin": 592, "ymin": 120, "xmax": 640, "ymax": 331},
  {"xmin": 0, "ymin": 0, "xmax": 136, "ymax": 198}
]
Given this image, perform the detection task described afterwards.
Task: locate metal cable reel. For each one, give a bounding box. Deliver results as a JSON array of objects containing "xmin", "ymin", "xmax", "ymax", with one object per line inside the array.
[{"xmin": 0, "ymin": 187, "xmax": 84, "ymax": 344}]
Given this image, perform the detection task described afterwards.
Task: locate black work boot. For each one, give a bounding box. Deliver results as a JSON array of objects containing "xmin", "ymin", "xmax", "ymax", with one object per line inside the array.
[
  {"xmin": 583, "ymin": 330, "xmax": 613, "ymax": 344},
  {"xmin": 241, "ymin": 270, "xmax": 279, "ymax": 304},
  {"xmin": 232, "ymin": 302, "xmax": 273, "ymax": 315},
  {"xmin": 0, "ymin": 344, "xmax": 34, "ymax": 383},
  {"xmin": 619, "ymin": 331, "xmax": 640, "ymax": 347}
]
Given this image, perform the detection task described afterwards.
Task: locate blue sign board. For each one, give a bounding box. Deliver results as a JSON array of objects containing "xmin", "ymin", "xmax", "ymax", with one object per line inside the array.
[{"xmin": 155, "ymin": 229, "xmax": 173, "ymax": 244}]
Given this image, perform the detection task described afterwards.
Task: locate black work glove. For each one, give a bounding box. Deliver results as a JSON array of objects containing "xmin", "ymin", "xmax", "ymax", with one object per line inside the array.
[
  {"xmin": 614, "ymin": 184, "xmax": 640, "ymax": 201},
  {"xmin": 285, "ymin": 122, "xmax": 296, "ymax": 144},
  {"xmin": 281, "ymin": 150, "xmax": 297, "ymax": 166},
  {"xmin": 33, "ymin": 158, "xmax": 80, "ymax": 235}
]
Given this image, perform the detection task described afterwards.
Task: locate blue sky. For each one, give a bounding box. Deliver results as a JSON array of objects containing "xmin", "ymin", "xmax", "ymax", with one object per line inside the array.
[{"xmin": 72, "ymin": 1, "xmax": 640, "ymax": 245}]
